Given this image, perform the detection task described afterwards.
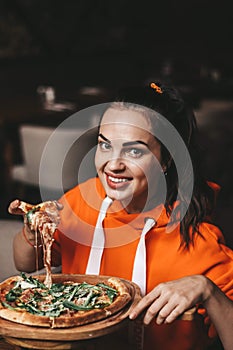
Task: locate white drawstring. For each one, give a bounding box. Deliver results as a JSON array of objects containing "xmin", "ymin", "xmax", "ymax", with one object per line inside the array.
[
  {"xmin": 132, "ymin": 218, "xmax": 156, "ymax": 296},
  {"xmin": 86, "ymin": 197, "xmax": 156, "ymax": 296},
  {"xmin": 85, "ymin": 196, "xmax": 113, "ymax": 274}
]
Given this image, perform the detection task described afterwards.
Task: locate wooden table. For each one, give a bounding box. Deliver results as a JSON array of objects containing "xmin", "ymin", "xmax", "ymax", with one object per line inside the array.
[
  {"xmin": 0, "ymin": 331, "xmax": 137, "ymax": 350},
  {"xmin": 0, "ymin": 338, "xmax": 19, "ymax": 350}
]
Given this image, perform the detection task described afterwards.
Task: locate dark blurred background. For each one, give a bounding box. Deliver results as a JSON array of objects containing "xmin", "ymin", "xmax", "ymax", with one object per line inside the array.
[{"xmin": 0, "ymin": 0, "xmax": 232, "ymax": 246}]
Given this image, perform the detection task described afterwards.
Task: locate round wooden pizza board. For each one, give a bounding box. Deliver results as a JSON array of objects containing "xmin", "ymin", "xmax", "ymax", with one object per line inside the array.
[{"xmin": 0, "ymin": 274, "xmax": 141, "ymax": 350}]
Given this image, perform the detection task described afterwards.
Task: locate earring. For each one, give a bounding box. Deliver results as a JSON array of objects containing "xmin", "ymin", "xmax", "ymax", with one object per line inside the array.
[{"xmin": 162, "ymin": 166, "xmax": 167, "ymax": 176}]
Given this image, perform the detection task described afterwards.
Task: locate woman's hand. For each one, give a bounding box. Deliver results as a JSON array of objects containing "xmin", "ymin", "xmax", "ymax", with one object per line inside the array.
[
  {"xmin": 8, "ymin": 199, "xmax": 63, "ymax": 225},
  {"xmin": 8, "ymin": 199, "xmax": 29, "ymax": 216},
  {"xmin": 129, "ymin": 275, "xmax": 213, "ymax": 325}
]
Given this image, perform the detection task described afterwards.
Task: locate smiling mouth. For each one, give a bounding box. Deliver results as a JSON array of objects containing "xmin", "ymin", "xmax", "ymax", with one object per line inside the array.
[
  {"xmin": 106, "ymin": 173, "xmax": 132, "ymax": 188},
  {"xmin": 108, "ymin": 175, "xmax": 129, "ymax": 183}
]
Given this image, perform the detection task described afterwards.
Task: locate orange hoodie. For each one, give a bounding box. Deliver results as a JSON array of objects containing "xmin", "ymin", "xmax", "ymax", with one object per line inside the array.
[{"xmin": 54, "ymin": 177, "xmax": 233, "ymax": 349}]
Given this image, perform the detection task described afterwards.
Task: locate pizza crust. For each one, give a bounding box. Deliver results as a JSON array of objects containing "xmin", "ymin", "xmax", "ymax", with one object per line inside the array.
[{"xmin": 0, "ymin": 275, "xmax": 132, "ymax": 328}]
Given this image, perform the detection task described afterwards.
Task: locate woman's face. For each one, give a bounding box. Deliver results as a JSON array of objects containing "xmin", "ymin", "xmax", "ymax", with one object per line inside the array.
[{"xmin": 95, "ymin": 107, "xmax": 164, "ymax": 213}]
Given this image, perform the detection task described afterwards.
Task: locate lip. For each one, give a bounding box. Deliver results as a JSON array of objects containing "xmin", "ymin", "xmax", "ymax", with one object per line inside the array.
[{"xmin": 105, "ymin": 172, "xmax": 132, "ymax": 190}]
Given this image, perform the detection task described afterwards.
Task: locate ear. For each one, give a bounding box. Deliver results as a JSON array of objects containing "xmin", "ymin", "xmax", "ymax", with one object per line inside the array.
[
  {"xmin": 167, "ymin": 157, "xmax": 172, "ymax": 169},
  {"xmin": 161, "ymin": 157, "xmax": 172, "ymax": 173},
  {"xmin": 161, "ymin": 164, "xmax": 167, "ymax": 173}
]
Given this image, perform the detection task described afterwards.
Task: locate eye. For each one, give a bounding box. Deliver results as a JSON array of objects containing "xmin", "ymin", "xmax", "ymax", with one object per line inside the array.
[
  {"xmin": 125, "ymin": 148, "xmax": 144, "ymax": 158},
  {"xmin": 98, "ymin": 141, "xmax": 112, "ymax": 151}
]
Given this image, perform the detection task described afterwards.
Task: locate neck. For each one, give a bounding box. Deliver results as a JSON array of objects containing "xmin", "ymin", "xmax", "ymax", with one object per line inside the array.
[{"xmin": 123, "ymin": 195, "xmax": 160, "ymax": 214}]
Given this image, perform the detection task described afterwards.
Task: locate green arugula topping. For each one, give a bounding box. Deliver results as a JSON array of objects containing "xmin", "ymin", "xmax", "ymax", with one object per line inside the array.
[{"xmin": 2, "ymin": 273, "xmax": 118, "ymax": 318}]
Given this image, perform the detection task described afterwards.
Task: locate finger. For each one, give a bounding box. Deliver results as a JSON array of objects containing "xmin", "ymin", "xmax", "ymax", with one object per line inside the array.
[
  {"xmin": 163, "ymin": 305, "xmax": 184, "ymax": 324},
  {"xmin": 24, "ymin": 223, "xmax": 35, "ymax": 236},
  {"xmin": 154, "ymin": 302, "xmax": 179, "ymax": 325},
  {"xmin": 143, "ymin": 296, "xmax": 171, "ymax": 325},
  {"xmin": 8, "ymin": 199, "xmax": 21, "ymax": 214},
  {"xmin": 129, "ymin": 289, "xmax": 161, "ymax": 320},
  {"xmin": 55, "ymin": 201, "xmax": 63, "ymax": 210}
]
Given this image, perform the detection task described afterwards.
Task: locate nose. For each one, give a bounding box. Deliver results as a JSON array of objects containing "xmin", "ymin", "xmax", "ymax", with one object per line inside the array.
[{"xmin": 107, "ymin": 157, "xmax": 126, "ymax": 172}]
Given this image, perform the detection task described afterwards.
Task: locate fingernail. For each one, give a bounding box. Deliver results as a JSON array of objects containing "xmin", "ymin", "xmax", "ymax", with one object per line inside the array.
[{"xmin": 129, "ymin": 312, "xmax": 136, "ymax": 320}]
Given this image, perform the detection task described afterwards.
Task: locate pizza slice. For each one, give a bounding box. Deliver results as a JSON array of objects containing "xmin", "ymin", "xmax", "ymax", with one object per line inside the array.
[{"xmin": 18, "ymin": 200, "xmax": 61, "ymax": 288}]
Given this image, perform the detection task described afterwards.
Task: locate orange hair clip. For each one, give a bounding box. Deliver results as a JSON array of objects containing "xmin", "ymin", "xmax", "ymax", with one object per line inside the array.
[{"xmin": 150, "ymin": 82, "xmax": 163, "ymax": 94}]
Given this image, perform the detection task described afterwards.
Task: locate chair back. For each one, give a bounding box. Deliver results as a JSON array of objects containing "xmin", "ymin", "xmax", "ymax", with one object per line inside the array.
[
  {"xmin": 20, "ymin": 125, "xmax": 53, "ymax": 185},
  {"xmin": 18, "ymin": 125, "xmax": 97, "ymax": 196}
]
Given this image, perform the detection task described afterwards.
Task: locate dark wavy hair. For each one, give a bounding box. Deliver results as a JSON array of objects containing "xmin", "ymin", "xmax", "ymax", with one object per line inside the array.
[{"xmin": 107, "ymin": 82, "xmax": 215, "ymax": 248}]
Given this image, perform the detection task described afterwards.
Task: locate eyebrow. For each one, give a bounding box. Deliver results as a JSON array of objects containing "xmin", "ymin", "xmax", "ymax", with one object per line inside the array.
[
  {"xmin": 98, "ymin": 133, "xmax": 111, "ymax": 143},
  {"xmin": 122, "ymin": 140, "xmax": 149, "ymax": 147},
  {"xmin": 98, "ymin": 133, "xmax": 149, "ymax": 148}
]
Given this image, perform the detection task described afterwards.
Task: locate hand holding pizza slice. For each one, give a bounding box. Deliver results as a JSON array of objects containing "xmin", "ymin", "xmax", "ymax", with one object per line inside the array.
[{"xmin": 9, "ymin": 200, "xmax": 63, "ymax": 288}]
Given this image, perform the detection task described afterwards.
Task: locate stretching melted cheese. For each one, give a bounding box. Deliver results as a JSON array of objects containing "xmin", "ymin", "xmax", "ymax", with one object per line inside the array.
[{"xmin": 19, "ymin": 201, "xmax": 61, "ymax": 288}]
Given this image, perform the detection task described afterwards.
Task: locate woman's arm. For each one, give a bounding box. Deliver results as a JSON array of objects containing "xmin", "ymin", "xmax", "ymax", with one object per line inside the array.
[
  {"xmin": 9, "ymin": 199, "xmax": 43, "ymax": 272},
  {"xmin": 13, "ymin": 225, "xmax": 43, "ymax": 271},
  {"xmin": 129, "ymin": 275, "xmax": 233, "ymax": 350},
  {"xmin": 203, "ymin": 279, "xmax": 233, "ymax": 350}
]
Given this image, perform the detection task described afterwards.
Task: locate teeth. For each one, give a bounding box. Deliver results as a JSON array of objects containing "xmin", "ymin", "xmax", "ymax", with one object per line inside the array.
[{"xmin": 108, "ymin": 175, "xmax": 129, "ymax": 183}]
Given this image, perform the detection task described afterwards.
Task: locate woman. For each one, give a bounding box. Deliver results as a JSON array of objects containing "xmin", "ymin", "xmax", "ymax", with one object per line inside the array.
[{"xmin": 10, "ymin": 82, "xmax": 233, "ymax": 349}]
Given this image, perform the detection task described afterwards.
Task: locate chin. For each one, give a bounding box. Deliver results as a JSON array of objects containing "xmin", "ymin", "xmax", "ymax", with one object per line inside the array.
[{"xmin": 107, "ymin": 189, "xmax": 133, "ymax": 204}]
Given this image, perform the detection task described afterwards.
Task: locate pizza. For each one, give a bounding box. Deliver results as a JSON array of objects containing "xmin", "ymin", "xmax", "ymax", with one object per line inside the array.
[
  {"xmin": 18, "ymin": 200, "xmax": 61, "ymax": 288},
  {"xmin": 0, "ymin": 273, "xmax": 132, "ymax": 328},
  {"xmin": 3, "ymin": 201, "xmax": 132, "ymax": 328}
]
